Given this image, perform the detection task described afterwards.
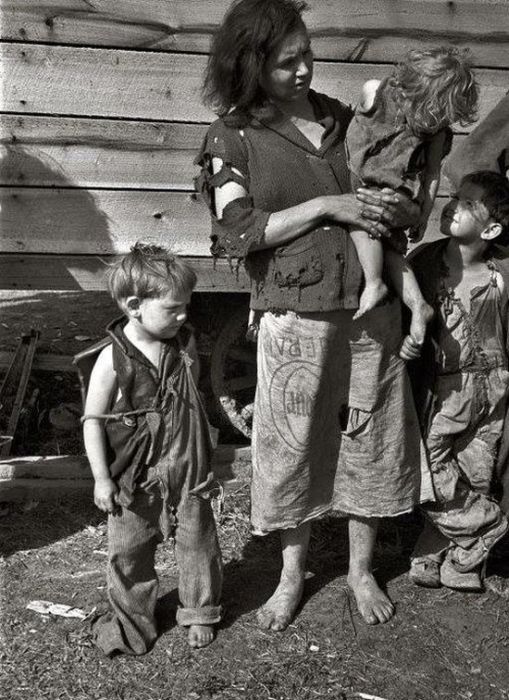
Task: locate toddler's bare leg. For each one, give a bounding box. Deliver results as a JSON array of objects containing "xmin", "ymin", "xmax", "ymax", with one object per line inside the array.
[
  {"xmin": 350, "ymin": 229, "xmax": 388, "ymax": 319},
  {"xmin": 385, "ymin": 250, "xmax": 433, "ymax": 354},
  {"xmin": 347, "ymin": 516, "xmax": 395, "ymax": 625},
  {"xmin": 257, "ymin": 522, "xmax": 311, "ymax": 631}
]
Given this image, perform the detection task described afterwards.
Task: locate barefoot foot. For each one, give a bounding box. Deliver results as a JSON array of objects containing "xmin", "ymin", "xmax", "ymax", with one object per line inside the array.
[
  {"xmin": 347, "ymin": 571, "xmax": 394, "ymax": 625},
  {"xmin": 188, "ymin": 624, "xmax": 215, "ymax": 648},
  {"xmin": 353, "ymin": 280, "xmax": 388, "ymax": 319},
  {"xmin": 257, "ymin": 571, "xmax": 305, "ymax": 631}
]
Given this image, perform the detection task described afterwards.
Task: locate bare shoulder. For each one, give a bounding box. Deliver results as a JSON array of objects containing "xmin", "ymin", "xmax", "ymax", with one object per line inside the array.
[
  {"xmin": 85, "ymin": 343, "xmax": 117, "ymax": 412},
  {"xmin": 90, "ymin": 343, "xmax": 115, "ymax": 384},
  {"xmin": 359, "ymin": 79, "xmax": 382, "ymax": 111}
]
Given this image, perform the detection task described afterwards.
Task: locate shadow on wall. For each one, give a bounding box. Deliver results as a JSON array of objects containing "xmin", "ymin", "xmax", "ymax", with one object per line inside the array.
[{"xmin": 0, "ymin": 146, "xmax": 112, "ymax": 290}]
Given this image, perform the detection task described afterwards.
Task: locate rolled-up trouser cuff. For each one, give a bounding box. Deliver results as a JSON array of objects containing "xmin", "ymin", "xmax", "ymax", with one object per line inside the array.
[{"xmin": 176, "ymin": 605, "xmax": 222, "ymax": 627}]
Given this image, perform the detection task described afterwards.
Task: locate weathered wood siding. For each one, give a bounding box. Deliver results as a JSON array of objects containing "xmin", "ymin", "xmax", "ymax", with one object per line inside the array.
[{"xmin": 1, "ymin": 0, "xmax": 508, "ymax": 290}]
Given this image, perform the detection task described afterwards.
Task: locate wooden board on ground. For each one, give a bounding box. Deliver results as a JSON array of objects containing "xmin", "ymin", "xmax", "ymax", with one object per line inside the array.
[
  {"xmin": 3, "ymin": 0, "xmax": 508, "ymax": 67},
  {"xmin": 0, "ymin": 446, "xmax": 252, "ymax": 500},
  {"xmin": 0, "ymin": 352, "xmax": 75, "ymax": 373}
]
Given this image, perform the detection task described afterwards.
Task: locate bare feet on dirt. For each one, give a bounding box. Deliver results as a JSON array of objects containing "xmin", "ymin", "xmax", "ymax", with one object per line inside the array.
[
  {"xmin": 188, "ymin": 624, "xmax": 215, "ymax": 648},
  {"xmin": 257, "ymin": 571, "xmax": 305, "ymax": 631},
  {"xmin": 347, "ymin": 571, "xmax": 395, "ymax": 625},
  {"xmin": 353, "ymin": 280, "xmax": 388, "ymax": 319}
]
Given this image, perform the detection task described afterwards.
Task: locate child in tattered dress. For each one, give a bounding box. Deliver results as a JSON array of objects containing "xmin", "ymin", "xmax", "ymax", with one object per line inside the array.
[
  {"xmin": 346, "ymin": 46, "xmax": 478, "ymax": 349},
  {"xmin": 79, "ymin": 244, "xmax": 222, "ymax": 655},
  {"xmin": 405, "ymin": 171, "xmax": 509, "ymax": 590}
]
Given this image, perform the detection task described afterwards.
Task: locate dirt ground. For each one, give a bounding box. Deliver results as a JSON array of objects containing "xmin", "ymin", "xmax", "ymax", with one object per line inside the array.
[{"xmin": 1, "ymin": 290, "xmax": 509, "ymax": 700}]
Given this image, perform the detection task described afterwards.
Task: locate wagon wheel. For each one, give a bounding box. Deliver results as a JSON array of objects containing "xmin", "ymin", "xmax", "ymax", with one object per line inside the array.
[{"xmin": 210, "ymin": 305, "xmax": 257, "ymax": 439}]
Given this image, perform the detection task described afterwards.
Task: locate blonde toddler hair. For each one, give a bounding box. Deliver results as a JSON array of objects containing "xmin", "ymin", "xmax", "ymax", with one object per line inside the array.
[{"xmin": 390, "ymin": 46, "xmax": 478, "ymax": 135}]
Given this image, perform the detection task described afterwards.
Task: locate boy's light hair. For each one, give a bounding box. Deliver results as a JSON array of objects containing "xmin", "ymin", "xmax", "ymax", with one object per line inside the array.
[
  {"xmin": 107, "ymin": 242, "xmax": 197, "ymax": 305},
  {"xmin": 390, "ymin": 46, "xmax": 478, "ymax": 136},
  {"xmin": 461, "ymin": 170, "xmax": 509, "ymax": 243}
]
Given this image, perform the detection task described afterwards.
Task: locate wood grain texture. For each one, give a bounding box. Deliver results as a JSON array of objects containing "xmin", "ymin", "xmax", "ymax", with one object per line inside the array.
[
  {"xmin": 2, "ymin": 0, "xmax": 508, "ymax": 66},
  {"xmin": 0, "ymin": 115, "xmax": 207, "ymax": 189},
  {"xmin": 2, "ymin": 43, "xmax": 507, "ymax": 128},
  {"xmin": 0, "ymin": 254, "xmax": 251, "ymax": 292},
  {"xmin": 0, "ymin": 114, "xmax": 470, "ymax": 192},
  {"xmin": 0, "ymin": 187, "xmax": 211, "ymax": 254},
  {"xmin": 1, "ymin": 185, "xmax": 453, "ymax": 255},
  {"xmin": 0, "ymin": 195, "xmax": 447, "ymax": 291}
]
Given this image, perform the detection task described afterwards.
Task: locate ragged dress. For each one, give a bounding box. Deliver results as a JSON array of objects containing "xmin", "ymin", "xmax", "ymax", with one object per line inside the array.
[{"xmin": 196, "ymin": 90, "xmax": 431, "ymax": 534}]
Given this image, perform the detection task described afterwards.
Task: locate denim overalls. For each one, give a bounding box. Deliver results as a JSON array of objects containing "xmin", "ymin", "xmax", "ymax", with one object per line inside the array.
[{"xmin": 78, "ymin": 320, "xmax": 222, "ymax": 656}]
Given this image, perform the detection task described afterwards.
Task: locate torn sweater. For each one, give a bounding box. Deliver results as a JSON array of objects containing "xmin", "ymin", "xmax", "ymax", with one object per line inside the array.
[{"xmin": 195, "ymin": 90, "xmax": 363, "ymax": 312}]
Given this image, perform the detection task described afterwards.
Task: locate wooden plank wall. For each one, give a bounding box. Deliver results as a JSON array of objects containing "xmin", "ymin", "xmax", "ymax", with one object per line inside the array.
[{"xmin": 1, "ymin": 0, "xmax": 508, "ymax": 290}]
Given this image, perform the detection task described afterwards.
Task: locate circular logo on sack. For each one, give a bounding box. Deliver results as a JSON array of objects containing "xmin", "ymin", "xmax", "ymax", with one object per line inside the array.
[{"xmin": 269, "ymin": 360, "xmax": 322, "ymax": 452}]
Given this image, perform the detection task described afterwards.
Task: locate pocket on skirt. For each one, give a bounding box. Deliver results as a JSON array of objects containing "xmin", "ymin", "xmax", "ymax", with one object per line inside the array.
[{"xmin": 342, "ymin": 336, "xmax": 383, "ymax": 437}]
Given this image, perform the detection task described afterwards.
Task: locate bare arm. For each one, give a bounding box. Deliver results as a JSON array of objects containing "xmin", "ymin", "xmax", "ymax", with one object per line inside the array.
[
  {"xmin": 83, "ymin": 344, "xmax": 119, "ymax": 513},
  {"xmin": 212, "ymin": 157, "xmax": 400, "ymax": 251}
]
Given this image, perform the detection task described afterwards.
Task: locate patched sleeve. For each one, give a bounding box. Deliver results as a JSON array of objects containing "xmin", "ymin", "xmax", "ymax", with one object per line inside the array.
[{"xmin": 194, "ymin": 119, "xmax": 270, "ymax": 259}]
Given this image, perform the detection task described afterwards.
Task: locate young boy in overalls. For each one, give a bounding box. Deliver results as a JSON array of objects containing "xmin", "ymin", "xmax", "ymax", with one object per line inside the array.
[
  {"xmin": 402, "ymin": 171, "xmax": 509, "ymax": 590},
  {"xmin": 78, "ymin": 244, "xmax": 222, "ymax": 655}
]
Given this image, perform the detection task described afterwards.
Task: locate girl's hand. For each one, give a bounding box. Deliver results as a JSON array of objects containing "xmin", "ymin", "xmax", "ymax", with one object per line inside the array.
[
  {"xmin": 356, "ymin": 187, "xmax": 420, "ymax": 229},
  {"xmin": 399, "ymin": 334, "xmax": 423, "ymax": 361},
  {"xmin": 94, "ymin": 477, "xmax": 120, "ymax": 514}
]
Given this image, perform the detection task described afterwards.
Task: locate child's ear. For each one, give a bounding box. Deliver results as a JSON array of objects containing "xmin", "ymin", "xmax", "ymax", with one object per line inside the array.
[
  {"xmin": 125, "ymin": 296, "xmax": 141, "ymax": 316},
  {"xmin": 481, "ymin": 222, "xmax": 503, "ymax": 241}
]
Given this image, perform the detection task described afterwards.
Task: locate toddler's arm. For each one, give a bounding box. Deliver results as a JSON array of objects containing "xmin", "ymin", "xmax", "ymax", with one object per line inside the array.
[
  {"xmin": 385, "ymin": 249, "xmax": 433, "ymax": 349},
  {"xmin": 83, "ymin": 344, "xmax": 119, "ymax": 513}
]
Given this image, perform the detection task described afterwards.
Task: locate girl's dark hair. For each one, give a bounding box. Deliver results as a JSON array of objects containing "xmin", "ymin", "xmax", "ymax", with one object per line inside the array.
[
  {"xmin": 461, "ymin": 170, "xmax": 509, "ymax": 243},
  {"xmin": 202, "ymin": 0, "xmax": 308, "ymax": 122}
]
